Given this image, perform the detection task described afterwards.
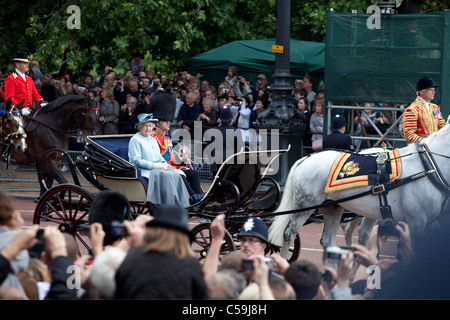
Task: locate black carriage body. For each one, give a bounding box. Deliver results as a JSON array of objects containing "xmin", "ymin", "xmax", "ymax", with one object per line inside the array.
[{"xmin": 76, "ymin": 135, "xmax": 148, "ymax": 203}]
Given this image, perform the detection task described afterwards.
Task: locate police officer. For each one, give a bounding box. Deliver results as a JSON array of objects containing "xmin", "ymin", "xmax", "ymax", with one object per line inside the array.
[
  {"xmin": 5, "ymin": 52, "xmax": 46, "ymax": 115},
  {"xmin": 323, "ymin": 115, "xmax": 354, "ymax": 151},
  {"xmin": 238, "ymin": 217, "xmax": 269, "ymax": 257}
]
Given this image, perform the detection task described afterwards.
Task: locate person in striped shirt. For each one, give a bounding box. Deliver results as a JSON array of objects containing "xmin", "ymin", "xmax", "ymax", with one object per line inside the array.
[{"xmin": 402, "ymin": 76, "xmax": 446, "ymax": 143}]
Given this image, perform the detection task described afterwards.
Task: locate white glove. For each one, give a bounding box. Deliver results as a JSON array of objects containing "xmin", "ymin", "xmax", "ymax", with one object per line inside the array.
[
  {"xmin": 39, "ymin": 101, "xmax": 48, "ymax": 107},
  {"xmin": 173, "ymin": 168, "xmax": 186, "ymax": 177},
  {"xmin": 21, "ymin": 107, "xmax": 31, "ymax": 116},
  {"xmin": 152, "ymin": 162, "xmax": 168, "ymax": 170}
]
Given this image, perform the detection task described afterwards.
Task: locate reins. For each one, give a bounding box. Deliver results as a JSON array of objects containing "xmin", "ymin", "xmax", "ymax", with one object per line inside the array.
[{"xmin": 26, "ymin": 103, "xmax": 96, "ymax": 134}]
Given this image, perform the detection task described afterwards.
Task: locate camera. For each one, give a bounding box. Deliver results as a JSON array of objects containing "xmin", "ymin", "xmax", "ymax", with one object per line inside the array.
[
  {"xmin": 111, "ymin": 221, "xmax": 128, "ymax": 237},
  {"xmin": 117, "ymin": 81, "xmax": 122, "ymax": 87},
  {"xmin": 264, "ymin": 257, "xmax": 276, "ymax": 270},
  {"xmin": 322, "ymin": 270, "xmax": 333, "ymax": 283},
  {"xmin": 324, "ymin": 246, "xmax": 351, "ymax": 264},
  {"xmin": 241, "ymin": 257, "xmax": 276, "ymax": 271},
  {"xmin": 257, "ymin": 80, "xmax": 262, "ymax": 85},
  {"xmin": 241, "ymin": 257, "xmax": 253, "ymax": 270},
  {"xmin": 79, "ymin": 224, "xmax": 91, "ymax": 236},
  {"xmin": 378, "ymin": 218, "xmax": 401, "ymax": 237},
  {"xmin": 36, "ymin": 228, "xmax": 45, "ymax": 240},
  {"xmin": 223, "ymin": 88, "xmax": 228, "ymax": 93}
]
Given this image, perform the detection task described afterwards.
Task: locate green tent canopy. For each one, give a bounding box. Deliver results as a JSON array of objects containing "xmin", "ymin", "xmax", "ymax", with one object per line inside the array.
[{"xmin": 189, "ymin": 38, "xmax": 325, "ymax": 90}]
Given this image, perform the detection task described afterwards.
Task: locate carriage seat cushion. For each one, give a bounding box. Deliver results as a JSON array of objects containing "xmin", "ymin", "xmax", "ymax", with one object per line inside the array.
[{"xmin": 94, "ymin": 137, "xmax": 131, "ymax": 162}]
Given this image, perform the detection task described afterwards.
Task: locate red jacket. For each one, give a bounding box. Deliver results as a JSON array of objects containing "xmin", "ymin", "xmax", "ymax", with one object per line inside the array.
[{"xmin": 5, "ymin": 71, "xmax": 42, "ymax": 111}]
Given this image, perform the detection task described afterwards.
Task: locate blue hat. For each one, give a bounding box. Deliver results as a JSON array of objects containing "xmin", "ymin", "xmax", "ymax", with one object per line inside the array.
[
  {"xmin": 135, "ymin": 113, "xmax": 158, "ymax": 129},
  {"xmin": 238, "ymin": 217, "xmax": 268, "ymax": 243},
  {"xmin": 219, "ymin": 107, "xmax": 233, "ymax": 122}
]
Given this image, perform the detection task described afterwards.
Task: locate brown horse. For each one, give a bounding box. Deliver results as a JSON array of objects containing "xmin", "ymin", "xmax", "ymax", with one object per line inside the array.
[
  {"xmin": 0, "ymin": 98, "xmax": 27, "ymax": 160},
  {"xmin": 8, "ymin": 95, "xmax": 97, "ymax": 198}
]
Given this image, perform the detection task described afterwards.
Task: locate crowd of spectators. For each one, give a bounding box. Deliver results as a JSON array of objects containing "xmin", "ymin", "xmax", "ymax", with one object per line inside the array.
[
  {"xmin": 0, "ymin": 60, "xmax": 327, "ymax": 151},
  {"xmin": 1, "ymin": 186, "xmax": 448, "ymax": 301}
]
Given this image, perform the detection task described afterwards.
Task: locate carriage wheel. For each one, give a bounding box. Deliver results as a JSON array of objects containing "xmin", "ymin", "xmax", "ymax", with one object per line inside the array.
[
  {"xmin": 288, "ymin": 234, "xmax": 301, "ymax": 263},
  {"xmin": 129, "ymin": 202, "xmax": 152, "ymax": 219},
  {"xmin": 190, "ymin": 222, "xmax": 236, "ymax": 262},
  {"xmin": 33, "ymin": 184, "xmax": 94, "ymax": 255}
]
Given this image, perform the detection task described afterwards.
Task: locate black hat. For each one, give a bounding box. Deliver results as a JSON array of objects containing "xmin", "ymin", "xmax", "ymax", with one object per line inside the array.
[
  {"xmin": 11, "ymin": 52, "xmax": 29, "ymax": 63},
  {"xmin": 331, "ymin": 115, "xmax": 346, "ymax": 130},
  {"xmin": 88, "ymin": 191, "xmax": 131, "ymax": 246},
  {"xmin": 146, "ymin": 205, "xmax": 194, "ymax": 241},
  {"xmin": 238, "ymin": 217, "xmax": 268, "ymax": 243},
  {"xmin": 149, "ymin": 90, "xmax": 176, "ymax": 122},
  {"xmin": 416, "ymin": 76, "xmax": 439, "ymax": 92},
  {"xmin": 219, "ymin": 106, "xmax": 233, "ymax": 122}
]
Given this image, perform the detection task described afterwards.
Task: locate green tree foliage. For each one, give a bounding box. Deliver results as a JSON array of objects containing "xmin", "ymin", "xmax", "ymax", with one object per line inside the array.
[{"xmin": 0, "ymin": 0, "xmax": 448, "ymax": 76}]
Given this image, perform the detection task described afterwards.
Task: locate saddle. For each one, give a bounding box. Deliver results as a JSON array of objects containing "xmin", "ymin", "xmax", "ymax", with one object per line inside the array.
[
  {"xmin": 324, "ymin": 146, "xmax": 402, "ymax": 194},
  {"xmin": 325, "ymin": 143, "xmax": 402, "ymax": 220}
]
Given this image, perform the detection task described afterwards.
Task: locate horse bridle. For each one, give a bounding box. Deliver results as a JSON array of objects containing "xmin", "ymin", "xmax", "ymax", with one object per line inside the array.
[
  {"xmin": 0, "ymin": 105, "xmax": 27, "ymax": 153},
  {"xmin": 417, "ymin": 141, "xmax": 450, "ymax": 194}
]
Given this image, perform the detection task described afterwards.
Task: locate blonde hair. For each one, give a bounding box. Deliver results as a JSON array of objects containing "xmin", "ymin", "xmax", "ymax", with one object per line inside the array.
[
  {"xmin": 141, "ymin": 226, "xmax": 193, "ymax": 260},
  {"xmin": 102, "ymin": 84, "xmax": 115, "ymax": 100},
  {"xmin": 313, "ymin": 99, "xmax": 324, "ymax": 114}
]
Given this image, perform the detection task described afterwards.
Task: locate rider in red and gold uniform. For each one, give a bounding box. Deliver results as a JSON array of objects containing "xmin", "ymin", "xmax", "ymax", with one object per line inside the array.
[
  {"xmin": 150, "ymin": 87, "xmax": 203, "ymax": 196},
  {"xmin": 402, "ymin": 76, "xmax": 446, "ymax": 143},
  {"xmin": 5, "ymin": 52, "xmax": 46, "ymax": 115}
]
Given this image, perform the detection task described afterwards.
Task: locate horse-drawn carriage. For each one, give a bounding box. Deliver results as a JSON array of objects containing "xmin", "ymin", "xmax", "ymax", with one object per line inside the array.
[
  {"xmin": 32, "ymin": 134, "xmax": 302, "ymax": 260},
  {"xmin": 8, "ymin": 95, "xmax": 449, "ymax": 265}
]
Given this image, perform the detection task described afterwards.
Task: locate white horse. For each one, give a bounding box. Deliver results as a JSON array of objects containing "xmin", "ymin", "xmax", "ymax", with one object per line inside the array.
[{"xmin": 269, "ymin": 125, "xmax": 450, "ymax": 257}]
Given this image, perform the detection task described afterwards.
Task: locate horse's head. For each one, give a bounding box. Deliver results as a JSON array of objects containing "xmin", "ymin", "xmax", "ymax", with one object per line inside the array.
[
  {"xmin": 0, "ymin": 98, "xmax": 27, "ymax": 154},
  {"xmin": 72, "ymin": 96, "xmax": 97, "ymax": 144}
]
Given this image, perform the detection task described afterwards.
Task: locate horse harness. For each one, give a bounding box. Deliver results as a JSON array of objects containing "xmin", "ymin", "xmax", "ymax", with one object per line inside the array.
[
  {"xmin": 234, "ymin": 142, "xmax": 447, "ymax": 222},
  {"xmin": 370, "ymin": 141, "xmax": 450, "ymax": 220},
  {"xmin": 0, "ymin": 105, "xmax": 26, "ymax": 160}
]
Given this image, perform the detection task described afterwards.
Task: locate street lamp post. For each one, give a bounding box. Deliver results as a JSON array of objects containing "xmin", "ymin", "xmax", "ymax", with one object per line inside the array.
[{"xmin": 257, "ymin": 0, "xmax": 306, "ymax": 184}]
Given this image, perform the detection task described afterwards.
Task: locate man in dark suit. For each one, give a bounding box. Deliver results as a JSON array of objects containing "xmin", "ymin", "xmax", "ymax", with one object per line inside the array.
[
  {"xmin": 176, "ymin": 92, "xmax": 202, "ymax": 138},
  {"xmin": 323, "ymin": 115, "xmax": 354, "ymax": 151}
]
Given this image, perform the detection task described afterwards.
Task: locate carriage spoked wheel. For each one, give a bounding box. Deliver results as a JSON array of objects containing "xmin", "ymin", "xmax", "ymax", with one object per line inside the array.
[
  {"xmin": 129, "ymin": 202, "xmax": 153, "ymax": 219},
  {"xmin": 33, "ymin": 184, "xmax": 94, "ymax": 255},
  {"xmin": 190, "ymin": 222, "xmax": 236, "ymax": 262}
]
